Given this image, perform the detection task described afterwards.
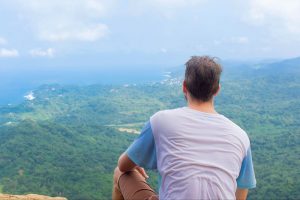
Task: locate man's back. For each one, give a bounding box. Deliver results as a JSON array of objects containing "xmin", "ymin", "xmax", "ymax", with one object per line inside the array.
[
  {"xmin": 150, "ymin": 107, "xmax": 254, "ymax": 199},
  {"xmin": 113, "ymin": 56, "xmax": 256, "ymax": 200}
]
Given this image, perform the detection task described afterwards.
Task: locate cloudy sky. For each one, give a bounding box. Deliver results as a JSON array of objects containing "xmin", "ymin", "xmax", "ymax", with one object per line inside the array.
[{"xmin": 0, "ymin": 0, "xmax": 300, "ymax": 69}]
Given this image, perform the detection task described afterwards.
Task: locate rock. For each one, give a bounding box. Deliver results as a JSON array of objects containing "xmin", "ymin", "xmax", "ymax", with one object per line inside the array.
[{"xmin": 0, "ymin": 193, "xmax": 67, "ymax": 200}]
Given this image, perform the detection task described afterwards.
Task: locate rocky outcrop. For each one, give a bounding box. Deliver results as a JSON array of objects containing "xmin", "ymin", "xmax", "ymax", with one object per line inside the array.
[{"xmin": 0, "ymin": 194, "xmax": 67, "ymax": 200}]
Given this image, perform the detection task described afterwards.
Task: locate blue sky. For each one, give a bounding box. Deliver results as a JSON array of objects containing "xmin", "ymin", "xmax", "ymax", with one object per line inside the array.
[{"xmin": 0, "ymin": 0, "xmax": 300, "ymax": 69}]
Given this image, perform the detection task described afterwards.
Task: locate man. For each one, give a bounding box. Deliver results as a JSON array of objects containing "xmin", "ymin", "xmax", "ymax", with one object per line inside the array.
[{"xmin": 113, "ymin": 56, "xmax": 256, "ymax": 200}]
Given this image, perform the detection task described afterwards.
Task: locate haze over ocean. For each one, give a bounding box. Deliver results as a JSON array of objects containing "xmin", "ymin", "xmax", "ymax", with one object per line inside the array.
[{"xmin": 0, "ymin": 68, "xmax": 167, "ymax": 105}]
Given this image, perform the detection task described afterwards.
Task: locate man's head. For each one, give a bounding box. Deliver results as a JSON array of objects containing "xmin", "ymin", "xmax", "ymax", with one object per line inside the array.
[{"xmin": 183, "ymin": 56, "xmax": 222, "ymax": 102}]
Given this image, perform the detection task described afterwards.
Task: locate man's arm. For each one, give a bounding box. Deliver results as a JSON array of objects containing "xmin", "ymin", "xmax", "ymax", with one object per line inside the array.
[
  {"xmin": 118, "ymin": 153, "xmax": 149, "ymax": 178},
  {"xmin": 236, "ymin": 188, "xmax": 248, "ymax": 200},
  {"xmin": 117, "ymin": 120, "xmax": 156, "ymax": 179},
  {"xmin": 118, "ymin": 153, "xmax": 136, "ymax": 172}
]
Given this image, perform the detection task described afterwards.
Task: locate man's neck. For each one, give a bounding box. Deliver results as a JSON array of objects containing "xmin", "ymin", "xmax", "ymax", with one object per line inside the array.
[{"xmin": 187, "ymin": 99, "xmax": 217, "ymax": 114}]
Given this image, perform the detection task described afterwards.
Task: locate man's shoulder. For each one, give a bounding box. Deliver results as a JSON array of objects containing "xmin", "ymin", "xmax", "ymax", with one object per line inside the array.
[
  {"xmin": 149, "ymin": 107, "xmax": 184, "ymax": 130},
  {"xmin": 151, "ymin": 107, "xmax": 184, "ymax": 120},
  {"xmin": 221, "ymin": 116, "xmax": 247, "ymax": 133},
  {"xmin": 221, "ymin": 115, "xmax": 250, "ymax": 145}
]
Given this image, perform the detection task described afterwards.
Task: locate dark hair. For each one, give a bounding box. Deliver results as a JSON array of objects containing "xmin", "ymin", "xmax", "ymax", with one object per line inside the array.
[{"xmin": 185, "ymin": 56, "xmax": 222, "ymax": 102}]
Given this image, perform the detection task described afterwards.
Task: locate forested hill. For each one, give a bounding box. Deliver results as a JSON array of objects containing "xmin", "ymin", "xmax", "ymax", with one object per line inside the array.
[{"xmin": 0, "ymin": 58, "xmax": 299, "ymax": 199}]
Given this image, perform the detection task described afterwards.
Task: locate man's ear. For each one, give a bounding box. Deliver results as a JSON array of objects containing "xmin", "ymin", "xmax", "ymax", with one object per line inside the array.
[
  {"xmin": 182, "ymin": 81, "xmax": 188, "ymax": 101},
  {"xmin": 213, "ymin": 84, "xmax": 221, "ymax": 97},
  {"xmin": 183, "ymin": 80, "xmax": 188, "ymax": 94}
]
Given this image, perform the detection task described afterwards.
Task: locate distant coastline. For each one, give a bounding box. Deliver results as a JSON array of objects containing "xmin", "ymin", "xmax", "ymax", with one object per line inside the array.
[{"xmin": 0, "ymin": 69, "xmax": 169, "ymax": 106}]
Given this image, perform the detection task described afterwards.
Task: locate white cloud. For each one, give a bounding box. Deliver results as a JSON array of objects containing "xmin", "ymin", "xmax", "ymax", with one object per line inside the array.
[
  {"xmin": 151, "ymin": 0, "xmax": 200, "ymax": 7},
  {"xmin": 0, "ymin": 37, "xmax": 7, "ymax": 45},
  {"xmin": 129, "ymin": 0, "xmax": 205, "ymax": 18},
  {"xmin": 212, "ymin": 37, "xmax": 248, "ymax": 46},
  {"xmin": 160, "ymin": 48, "xmax": 167, "ymax": 53},
  {"xmin": 29, "ymin": 48, "xmax": 55, "ymax": 57},
  {"xmin": 231, "ymin": 36, "xmax": 249, "ymax": 44},
  {"xmin": 0, "ymin": 48, "xmax": 19, "ymax": 57},
  {"xmin": 246, "ymin": 0, "xmax": 300, "ymax": 34},
  {"xmin": 39, "ymin": 24, "xmax": 109, "ymax": 42},
  {"xmin": 213, "ymin": 40, "xmax": 221, "ymax": 46},
  {"xmin": 15, "ymin": 0, "xmax": 112, "ymax": 42}
]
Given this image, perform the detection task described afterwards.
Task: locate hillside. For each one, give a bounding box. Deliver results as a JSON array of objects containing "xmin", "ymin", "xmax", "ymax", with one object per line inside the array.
[{"xmin": 0, "ymin": 58, "xmax": 300, "ymax": 199}]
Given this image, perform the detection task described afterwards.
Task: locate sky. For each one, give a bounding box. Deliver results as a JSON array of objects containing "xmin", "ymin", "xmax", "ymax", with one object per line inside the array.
[{"xmin": 0, "ymin": 0, "xmax": 300, "ymax": 70}]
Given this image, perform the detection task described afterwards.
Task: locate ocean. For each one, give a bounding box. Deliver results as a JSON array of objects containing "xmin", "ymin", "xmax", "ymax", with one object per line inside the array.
[{"xmin": 0, "ymin": 67, "xmax": 166, "ymax": 106}]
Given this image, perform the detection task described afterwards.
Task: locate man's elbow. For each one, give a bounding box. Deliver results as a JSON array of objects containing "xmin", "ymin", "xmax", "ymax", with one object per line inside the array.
[
  {"xmin": 118, "ymin": 153, "xmax": 136, "ymax": 172},
  {"xmin": 117, "ymin": 157, "xmax": 127, "ymax": 172}
]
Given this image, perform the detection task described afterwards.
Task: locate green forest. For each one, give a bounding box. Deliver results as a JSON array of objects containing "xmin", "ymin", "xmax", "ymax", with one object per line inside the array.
[{"xmin": 0, "ymin": 58, "xmax": 299, "ymax": 199}]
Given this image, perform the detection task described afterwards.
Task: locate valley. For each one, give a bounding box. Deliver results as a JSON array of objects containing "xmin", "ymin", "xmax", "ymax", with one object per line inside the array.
[{"xmin": 0, "ymin": 58, "xmax": 299, "ymax": 199}]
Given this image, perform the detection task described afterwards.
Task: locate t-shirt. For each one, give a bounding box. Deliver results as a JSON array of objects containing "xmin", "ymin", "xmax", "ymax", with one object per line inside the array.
[{"xmin": 126, "ymin": 107, "xmax": 256, "ymax": 200}]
